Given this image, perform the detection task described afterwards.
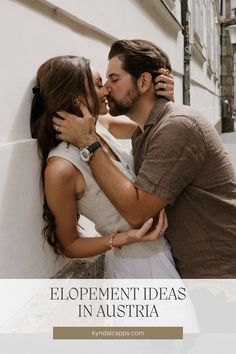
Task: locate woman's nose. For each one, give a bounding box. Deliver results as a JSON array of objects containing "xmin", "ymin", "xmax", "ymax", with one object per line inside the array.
[{"xmin": 102, "ymin": 85, "xmax": 109, "ymax": 95}]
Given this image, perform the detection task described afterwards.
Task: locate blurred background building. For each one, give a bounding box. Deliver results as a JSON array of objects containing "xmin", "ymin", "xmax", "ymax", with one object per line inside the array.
[
  {"xmin": 221, "ymin": 0, "xmax": 236, "ymax": 131},
  {"xmin": 0, "ymin": 0, "xmax": 235, "ymax": 278}
]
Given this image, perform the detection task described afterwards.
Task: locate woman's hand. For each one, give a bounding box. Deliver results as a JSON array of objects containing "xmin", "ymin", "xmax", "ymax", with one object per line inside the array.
[
  {"xmin": 154, "ymin": 68, "xmax": 174, "ymax": 102},
  {"xmin": 114, "ymin": 209, "xmax": 168, "ymax": 248}
]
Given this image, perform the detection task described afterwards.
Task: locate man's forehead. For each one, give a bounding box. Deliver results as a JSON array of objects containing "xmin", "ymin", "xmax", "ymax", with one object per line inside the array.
[{"xmin": 106, "ymin": 57, "xmax": 125, "ymax": 76}]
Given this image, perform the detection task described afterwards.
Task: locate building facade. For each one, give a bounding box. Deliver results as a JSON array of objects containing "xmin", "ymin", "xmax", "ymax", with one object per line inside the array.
[
  {"xmin": 221, "ymin": 0, "xmax": 235, "ymax": 131},
  {"xmin": 187, "ymin": 0, "xmax": 221, "ymax": 130}
]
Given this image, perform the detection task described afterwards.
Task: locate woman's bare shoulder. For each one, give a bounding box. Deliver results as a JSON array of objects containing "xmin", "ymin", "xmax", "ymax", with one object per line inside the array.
[
  {"xmin": 46, "ymin": 156, "xmax": 80, "ymax": 183},
  {"xmin": 98, "ymin": 115, "xmax": 137, "ymax": 139}
]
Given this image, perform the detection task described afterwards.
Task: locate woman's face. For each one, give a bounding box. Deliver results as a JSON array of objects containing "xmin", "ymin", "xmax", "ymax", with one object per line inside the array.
[{"xmin": 92, "ymin": 69, "xmax": 109, "ymax": 115}]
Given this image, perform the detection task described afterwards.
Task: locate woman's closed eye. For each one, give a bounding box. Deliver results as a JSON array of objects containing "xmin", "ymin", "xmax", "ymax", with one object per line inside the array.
[{"xmin": 95, "ymin": 79, "xmax": 104, "ymax": 89}]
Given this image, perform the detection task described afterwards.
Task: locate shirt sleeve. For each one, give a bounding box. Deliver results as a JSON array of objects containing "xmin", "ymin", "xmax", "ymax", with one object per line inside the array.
[{"xmin": 135, "ymin": 115, "xmax": 206, "ymax": 204}]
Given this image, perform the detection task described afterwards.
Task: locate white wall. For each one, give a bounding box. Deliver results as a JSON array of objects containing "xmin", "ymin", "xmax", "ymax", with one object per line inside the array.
[
  {"xmin": 1, "ymin": 0, "xmax": 112, "ymax": 144},
  {"xmin": 0, "ymin": 140, "xmax": 68, "ymax": 278},
  {"xmin": 1, "ymin": 0, "xmax": 185, "ymax": 146}
]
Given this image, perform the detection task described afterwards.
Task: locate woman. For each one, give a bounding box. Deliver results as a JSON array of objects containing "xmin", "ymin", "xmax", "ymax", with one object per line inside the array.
[{"xmin": 31, "ymin": 55, "xmax": 179, "ymax": 278}]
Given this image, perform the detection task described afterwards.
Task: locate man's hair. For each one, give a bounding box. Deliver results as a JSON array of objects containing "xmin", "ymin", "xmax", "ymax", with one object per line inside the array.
[{"xmin": 108, "ymin": 39, "xmax": 171, "ymax": 79}]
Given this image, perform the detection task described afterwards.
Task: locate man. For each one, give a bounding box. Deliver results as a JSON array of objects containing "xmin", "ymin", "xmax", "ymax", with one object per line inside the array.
[{"xmin": 53, "ymin": 39, "xmax": 236, "ymax": 278}]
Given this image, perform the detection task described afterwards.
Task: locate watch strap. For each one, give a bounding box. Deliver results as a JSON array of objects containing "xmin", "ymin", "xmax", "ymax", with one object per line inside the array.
[{"xmin": 87, "ymin": 141, "xmax": 101, "ymax": 154}]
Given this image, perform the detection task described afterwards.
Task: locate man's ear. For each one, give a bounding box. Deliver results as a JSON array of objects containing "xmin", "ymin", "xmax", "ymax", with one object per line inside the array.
[{"xmin": 137, "ymin": 72, "xmax": 153, "ymax": 93}]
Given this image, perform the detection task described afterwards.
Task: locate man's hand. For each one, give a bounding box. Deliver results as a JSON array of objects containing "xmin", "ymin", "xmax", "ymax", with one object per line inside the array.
[{"xmin": 52, "ymin": 103, "xmax": 97, "ymax": 148}]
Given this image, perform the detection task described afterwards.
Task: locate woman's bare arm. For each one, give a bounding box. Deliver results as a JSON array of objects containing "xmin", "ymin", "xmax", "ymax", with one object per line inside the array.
[
  {"xmin": 44, "ymin": 158, "xmax": 167, "ymax": 258},
  {"xmin": 45, "ymin": 157, "xmax": 116, "ymax": 257}
]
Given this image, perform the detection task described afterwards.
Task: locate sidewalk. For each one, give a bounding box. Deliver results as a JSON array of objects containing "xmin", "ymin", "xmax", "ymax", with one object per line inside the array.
[{"xmin": 221, "ymin": 121, "xmax": 236, "ymax": 170}]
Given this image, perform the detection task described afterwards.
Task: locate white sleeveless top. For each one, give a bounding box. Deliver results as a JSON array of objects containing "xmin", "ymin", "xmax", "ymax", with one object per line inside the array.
[{"xmin": 48, "ymin": 121, "xmax": 171, "ymax": 259}]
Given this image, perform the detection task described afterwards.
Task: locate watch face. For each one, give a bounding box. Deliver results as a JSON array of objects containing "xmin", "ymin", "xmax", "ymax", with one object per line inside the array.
[{"xmin": 80, "ymin": 148, "xmax": 91, "ymax": 162}]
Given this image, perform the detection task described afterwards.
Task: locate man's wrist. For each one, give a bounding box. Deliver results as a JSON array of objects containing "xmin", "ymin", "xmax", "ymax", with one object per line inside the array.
[
  {"xmin": 88, "ymin": 145, "xmax": 102, "ymax": 163},
  {"xmin": 76, "ymin": 135, "xmax": 98, "ymax": 148}
]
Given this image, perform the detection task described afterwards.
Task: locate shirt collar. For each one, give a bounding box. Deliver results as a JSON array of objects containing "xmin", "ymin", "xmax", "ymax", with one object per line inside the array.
[
  {"xmin": 131, "ymin": 97, "xmax": 169, "ymax": 140},
  {"xmin": 144, "ymin": 97, "xmax": 169, "ymax": 128}
]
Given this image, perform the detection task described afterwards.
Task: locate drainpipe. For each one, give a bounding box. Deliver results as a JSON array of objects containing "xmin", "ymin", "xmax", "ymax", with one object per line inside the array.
[{"xmin": 181, "ymin": 0, "xmax": 191, "ymax": 105}]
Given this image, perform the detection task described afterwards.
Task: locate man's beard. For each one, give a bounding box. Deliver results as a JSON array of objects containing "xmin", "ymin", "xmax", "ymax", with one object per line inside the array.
[{"xmin": 108, "ymin": 86, "xmax": 140, "ymax": 116}]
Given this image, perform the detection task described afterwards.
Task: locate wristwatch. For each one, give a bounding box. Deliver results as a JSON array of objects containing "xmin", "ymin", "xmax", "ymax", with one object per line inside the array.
[{"xmin": 79, "ymin": 141, "xmax": 101, "ymax": 162}]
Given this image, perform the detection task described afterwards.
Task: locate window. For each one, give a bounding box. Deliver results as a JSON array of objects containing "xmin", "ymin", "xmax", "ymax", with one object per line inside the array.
[
  {"xmin": 193, "ymin": 0, "xmax": 205, "ymax": 47},
  {"xmin": 206, "ymin": 1, "xmax": 221, "ymax": 77}
]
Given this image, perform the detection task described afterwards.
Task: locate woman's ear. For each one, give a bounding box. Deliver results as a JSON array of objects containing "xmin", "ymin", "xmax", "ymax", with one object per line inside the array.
[{"xmin": 137, "ymin": 72, "xmax": 153, "ymax": 93}]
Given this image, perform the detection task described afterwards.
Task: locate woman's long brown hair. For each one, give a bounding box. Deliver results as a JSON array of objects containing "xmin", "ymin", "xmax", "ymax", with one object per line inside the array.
[{"xmin": 30, "ymin": 56, "xmax": 99, "ymax": 255}]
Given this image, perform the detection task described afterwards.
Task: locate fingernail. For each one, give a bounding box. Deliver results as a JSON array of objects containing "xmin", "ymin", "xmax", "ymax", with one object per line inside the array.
[{"xmin": 147, "ymin": 218, "xmax": 153, "ymax": 224}]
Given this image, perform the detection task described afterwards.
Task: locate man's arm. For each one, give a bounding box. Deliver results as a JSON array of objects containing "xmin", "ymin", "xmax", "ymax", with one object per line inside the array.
[
  {"xmin": 53, "ymin": 106, "xmax": 205, "ymax": 228},
  {"xmin": 89, "ymin": 147, "xmax": 168, "ymax": 227}
]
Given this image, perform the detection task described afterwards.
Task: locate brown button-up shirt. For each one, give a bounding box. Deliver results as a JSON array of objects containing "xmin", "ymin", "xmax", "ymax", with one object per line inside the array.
[{"xmin": 132, "ymin": 98, "xmax": 236, "ymax": 278}]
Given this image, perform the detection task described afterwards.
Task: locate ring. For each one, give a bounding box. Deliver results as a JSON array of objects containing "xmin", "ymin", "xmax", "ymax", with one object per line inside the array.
[
  {"xmin": 161, "ymin": 83, "xmax": 167, "ymax": 90},
  {"xmin": 159, "ymin": 229, "xmax": 165, "ymax": 237},
  {"xmin": 166, "ymin": 69, "xmax": 170, "ymax": 76}
]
